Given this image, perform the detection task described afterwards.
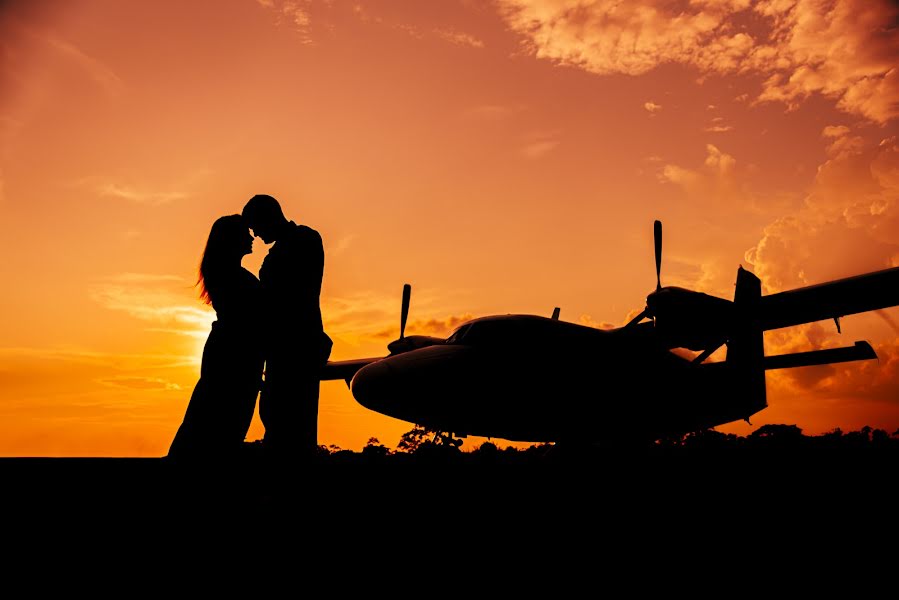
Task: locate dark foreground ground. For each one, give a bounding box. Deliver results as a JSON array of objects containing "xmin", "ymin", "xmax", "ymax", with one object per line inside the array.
[
  {"xmin": 1, "ymin": 442, "xmax": 896, "ymax": 584},
  {"xmin": 3, "ymin": 441, "xmax": 896, "ymax": 524}
]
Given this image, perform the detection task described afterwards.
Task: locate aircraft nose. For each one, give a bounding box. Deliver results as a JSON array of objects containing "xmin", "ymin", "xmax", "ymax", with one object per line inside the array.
[{"xmin": 350, "ymin": 360, "xmax": 393, "ymax": 412}]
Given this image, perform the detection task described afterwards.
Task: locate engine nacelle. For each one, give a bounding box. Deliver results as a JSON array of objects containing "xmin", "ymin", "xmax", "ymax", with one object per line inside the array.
[{"xmin": 646, "ymin": 287, "xmax": 734, "ymax": 351}]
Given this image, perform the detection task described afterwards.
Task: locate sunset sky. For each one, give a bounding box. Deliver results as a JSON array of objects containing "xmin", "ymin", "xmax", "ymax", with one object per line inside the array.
[{"xmin": 1, "ymin": 0, "xmax": 898, "ymax": 457}]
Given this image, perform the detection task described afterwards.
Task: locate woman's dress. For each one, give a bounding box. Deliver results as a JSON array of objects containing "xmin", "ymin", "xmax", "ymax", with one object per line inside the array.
[{"xmin": 167, "ymin": 267, "xmax": 265, "ymax": 460}]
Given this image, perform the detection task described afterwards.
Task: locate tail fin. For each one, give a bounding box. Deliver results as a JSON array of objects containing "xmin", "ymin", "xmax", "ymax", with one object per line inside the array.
[{"xmin": 726, "ymin": 266, "xmax": 767, "ymax": 418}]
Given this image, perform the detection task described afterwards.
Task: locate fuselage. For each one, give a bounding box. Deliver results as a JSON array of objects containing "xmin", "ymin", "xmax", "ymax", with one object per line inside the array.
[{"xmin": 350, "ymin": 314, "xmax": 764, "ymax": 444}]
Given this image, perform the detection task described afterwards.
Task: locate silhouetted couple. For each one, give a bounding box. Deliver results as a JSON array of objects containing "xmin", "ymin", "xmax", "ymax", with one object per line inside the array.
[{"xmin": 167, "ymin": 194, "xmax": 332, "ymax": 466}]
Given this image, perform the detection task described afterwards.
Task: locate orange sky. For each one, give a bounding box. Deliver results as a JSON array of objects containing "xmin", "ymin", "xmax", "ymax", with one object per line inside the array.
[{"xmin": 1, "ymin": 0, "xmax": 898, "ymax": 456}]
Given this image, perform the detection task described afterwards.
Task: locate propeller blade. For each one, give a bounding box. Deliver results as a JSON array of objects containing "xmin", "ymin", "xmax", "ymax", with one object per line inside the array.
[
  {"xmin": 400, "ymin": 283, "xmax": 411, "ymax": 340},
  {"xmin": 654, "ymin": 220, "xmax": 662, "ymax": 292}
]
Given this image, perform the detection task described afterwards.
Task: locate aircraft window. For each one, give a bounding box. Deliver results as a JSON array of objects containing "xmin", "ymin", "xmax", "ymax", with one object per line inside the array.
[
  {"xmin": 461, "ymin": 320, "xmax": 531, "ymax": 346},
  {"xmin": 446, "ymin": 324, "xmax": 471, "ymax": 344}
]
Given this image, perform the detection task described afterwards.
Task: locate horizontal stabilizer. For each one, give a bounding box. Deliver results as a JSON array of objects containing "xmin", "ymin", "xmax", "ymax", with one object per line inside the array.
[{"xmin": 763, "ymin": 341, "xmax": 876, "ymax": 370}]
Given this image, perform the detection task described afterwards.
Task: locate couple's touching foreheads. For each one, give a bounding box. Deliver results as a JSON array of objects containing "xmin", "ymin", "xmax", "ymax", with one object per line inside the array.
[{"xmin": 167, "ymin": 194, "xmax": 332, "ymax": 466}]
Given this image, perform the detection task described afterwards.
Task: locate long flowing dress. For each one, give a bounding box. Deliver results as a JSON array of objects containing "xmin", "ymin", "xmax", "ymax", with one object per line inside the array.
[{"xmin": 167, "ymin": 267, "xmax": 265, "ymax": 461}]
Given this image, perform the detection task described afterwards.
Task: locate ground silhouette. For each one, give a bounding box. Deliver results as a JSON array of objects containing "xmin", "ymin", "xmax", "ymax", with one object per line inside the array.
[{"xmin": 2, "ymin": 423, "xmax": 896, "ymax": 562}]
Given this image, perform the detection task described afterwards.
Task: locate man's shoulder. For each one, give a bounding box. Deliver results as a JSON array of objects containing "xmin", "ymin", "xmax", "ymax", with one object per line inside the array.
[{"xmin": 286, "ymin": 221, "xmax": 322, "ymax": 245}]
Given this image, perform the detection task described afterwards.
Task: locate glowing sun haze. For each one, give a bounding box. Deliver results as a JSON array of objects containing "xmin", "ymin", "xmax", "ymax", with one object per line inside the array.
[{"xmin": 1, "ymin": 0, "xmax": 897, "ymax": 456}]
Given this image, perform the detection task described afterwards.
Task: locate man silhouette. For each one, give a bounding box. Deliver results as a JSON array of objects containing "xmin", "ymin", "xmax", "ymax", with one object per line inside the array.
[{"xmin": 242, "ymin": 194, "xmax": 331, "ymax": 465}]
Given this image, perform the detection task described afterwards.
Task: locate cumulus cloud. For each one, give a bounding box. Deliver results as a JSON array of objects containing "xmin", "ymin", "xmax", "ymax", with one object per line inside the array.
[
  {"xmin": 750, "ymin": 0, "xmax": 899, "ymax": 123},
  {"xmin": 738, "ymin": 132, "xmax": 899, "ymax": 431},
  {"xmin": 660, "ymin": 143, "xmax": 737, "ymax": 188},
  {"xmin": 652, "ymin": 143, "xmax": 808, "ymax": 297},
  {"xmin": 823, "ymin": 125, "xmax": 851, "ymax": 138},
  {"xmin": 496, "ymin": 0, "xmax": 899, "ymax": 122},
  {"xmin": 321, "ymin": 287, "xmax": 477, "ymax": 350},
  {"xmin": 644, "ymin": 101, "xmax": 662, "ymax": 114},
  {"xmin": 578, "ymin": 314, "xmax": 620, "ymax": 329},
  {"xmin": 372, "ymin": 314, "xmax": 475, "ymax": 339},
  {"xmin": 745, "ymin": 136, "xmax": 899, "ymax": 293},
  {"xmin": 766, "ymin": 326, "xmax": 899, "ymax": 407},
  {"xmin": 497, "ymin": 0, "xmax": 752, "ymax": 75}
]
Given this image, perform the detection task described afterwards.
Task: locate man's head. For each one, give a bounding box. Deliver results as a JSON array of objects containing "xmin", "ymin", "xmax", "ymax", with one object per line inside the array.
[{"xmin": 242, "ymin": 194, "xmax": 288, "ymax": 243}]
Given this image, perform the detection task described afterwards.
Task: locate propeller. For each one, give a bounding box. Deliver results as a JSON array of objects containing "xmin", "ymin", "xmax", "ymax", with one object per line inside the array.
[
  {"xmin": 654, "ymin": 219, "xmax": 663, "ymax": 292},
  {"xmin": 388, "ymin": 283, "xmax": 413, "ymax": 354},
  {"xmin": 400, "ymin": 283, "xmax": 411, "ymax": 340},
  {"xmin": 388, "ymin": 283, "xmax": 444, "ymax": 355},
  {"xmin": 624, "ymin": 219, "xmax": 663, "ymax": 329}
]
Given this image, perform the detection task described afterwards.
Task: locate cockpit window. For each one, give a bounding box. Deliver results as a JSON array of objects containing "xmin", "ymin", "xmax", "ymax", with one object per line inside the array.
[
  {"xmin": 453, "ymin": 320, "xmax": 533, "ymax": 346},
  {"xmin": 446, "ymin": 324, "xmax": 471, "ymax": 344},
  {"xmin": 446, "ymin": 316, "xmax": 605, "ymax": 347}
]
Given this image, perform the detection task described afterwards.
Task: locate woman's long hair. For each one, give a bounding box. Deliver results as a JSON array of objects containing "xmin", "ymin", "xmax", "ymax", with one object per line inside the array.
[{"xmin": 197, "ymin": 214, "xmax": 247, "ymax": 306}]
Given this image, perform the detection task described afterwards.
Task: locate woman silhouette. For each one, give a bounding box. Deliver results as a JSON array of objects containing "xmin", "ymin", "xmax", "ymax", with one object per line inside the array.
[{"xmin": 167, "ymin": 214, "xmax": 265, "ymax": 461}]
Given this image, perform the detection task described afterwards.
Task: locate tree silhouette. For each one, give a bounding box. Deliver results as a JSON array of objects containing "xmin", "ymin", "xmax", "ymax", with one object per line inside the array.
[
  {"xmin": 396, "ymin": 425, "xmax": 433, "ymax": 453},
  {"xmin": 396, "ymin": 425, "xmax": 463, "ymax": 452},
  {"xmin": 362, "ymin": 437, "xmax": 391, "ymax": 458}
]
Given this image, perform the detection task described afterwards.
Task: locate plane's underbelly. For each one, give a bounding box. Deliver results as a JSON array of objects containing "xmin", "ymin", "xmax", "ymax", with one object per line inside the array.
[{"xmin": 350, "ymin": 343, "xmax": 752, "ymax": 443}]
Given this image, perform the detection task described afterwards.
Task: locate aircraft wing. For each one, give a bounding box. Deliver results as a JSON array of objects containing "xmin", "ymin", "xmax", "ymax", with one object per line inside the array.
[
  {"xmin": 758, "ymin": 266, "xmax": 899, "ymax": 331},
  {"xmin": 320, "ymin": 357, "xmax": 383, "ymax": 383}
]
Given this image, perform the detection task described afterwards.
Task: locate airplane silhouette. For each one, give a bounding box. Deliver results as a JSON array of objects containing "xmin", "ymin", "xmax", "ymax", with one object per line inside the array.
[{"xmin": 320, "ymin": 221, "xmax": 899, "ymax": 446}]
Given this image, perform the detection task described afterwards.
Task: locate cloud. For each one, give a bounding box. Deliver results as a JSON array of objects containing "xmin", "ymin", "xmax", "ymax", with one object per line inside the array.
[
  {"xmin": 497, "ymin": 0, "xmax": 752, "ymax": 75},
  {"xmin": 496, "ymin": 0, "xmax": 899, "ymax": 122},
  {"xmin": 660, "ymin": 164, "xmax": 700, "ymax": 186},
  {"xmin": 745, "ymin": 137, "xmax": 899, "ymax": 293},
  {"xmin": 521, "ymin": 139, "xmax": 559, "ymax": 158},
  {"xmin": 321, "ymin": 288, "xmax": 475, "ymax": 348},
  {"xmin": 256, "ymin": 0, "xmax": 324, "ymax": 44},
  {"xmin": 434, "ymin": 28, "xmax": 485, "ymax": 48},
  {"xmin": 750, "ymin": 0, "xmax": 899, "ymax": 123},
  {"xmin": 765, "ymin": 327, "xmax": 899, "ymax": 406},
  {"xmin": 823, "ymin": 125, "xmax": 851, "ymax": 138},
  {"xmin": 327, "ymin": 234, "xmax": 356, "ymax": 257},
  {"xmin": 105, "ymin": 273, "xmax": 185, "ymax": 284},
  {"xmin": 704, "ymin": 124, "xmax": 733, "ymax": 132},
  {"xmin": 0, "ymin": 346, "xmax": 186, "ymax": 367},
  {"xmin": 660, "ymin": 143, "xmax": 736, "ymax": 187},
  {"xmin": 577, "ymin": 314, "xmax": 618, "ymax": 329},
  {"xmin": 738, "ymin": 133, "xmax": 899, "ymax": 432},
  {"xmin": 371, "ymin": 314, "xmax": 475, "ymax": 339},
  {"xmin": 98, "ymin": 182, "xmax": 189, "ymax": 205},
  {"xmin": 877, "ymin": 310, "xmax": 899, "ymax": 336},
  {"xmin": 652, "ymin": 143, "xmax": 809, "ymax": 297},
  {"xmin": 98, "ymin": 376, "xmax": 182, "ymax": 391},
  {"xmin": 520, "ymin": 131, "xmax": 560, "ymax": 158},
  {"xmin": 461, "ymin": 104, "xmax": 523, "ymax": 121},
  {"xmin": 33, "ymin": 29, "xmax": 124, "ymax": 98},
  {"xmin": 90, "ymin": 274, "xmax": 213, "ymax": 337},
  {"xmin": 820, "ymin": 124, "xmax": 865, "ymax": 161},
  {"xmin": 644, "ymin": 101, "xmax": 662, "ymax": 114}
]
